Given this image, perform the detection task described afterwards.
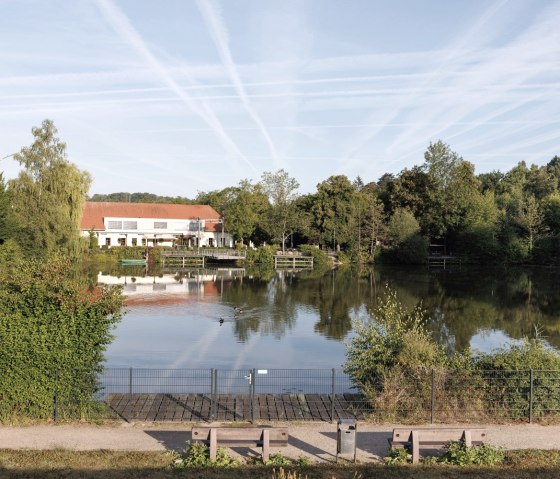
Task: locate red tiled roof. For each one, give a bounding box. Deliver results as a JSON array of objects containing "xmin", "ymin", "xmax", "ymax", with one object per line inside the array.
[{"xmin": 80, "ymin": 202, "xmax": 222, "ymax": 232}]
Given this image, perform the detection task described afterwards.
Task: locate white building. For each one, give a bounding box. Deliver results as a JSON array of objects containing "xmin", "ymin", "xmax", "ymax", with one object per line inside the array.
[{"xmin": 80, "ymin": 202, "xmax": 233, "ymax": 248}]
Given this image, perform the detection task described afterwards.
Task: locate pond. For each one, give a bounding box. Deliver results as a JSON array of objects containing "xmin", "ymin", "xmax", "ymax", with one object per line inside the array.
[{"xmin": 96, "ymin": 264, "xmax": 560, "ymax": 369}]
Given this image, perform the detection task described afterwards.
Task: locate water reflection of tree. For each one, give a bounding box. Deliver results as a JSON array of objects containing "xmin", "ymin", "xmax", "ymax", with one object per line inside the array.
[
  {"xmin": 375, "ymin": 266, "xmax": 560, "ymax": 352},
  {"xmin": 222, "ymin": 274, "xmax": 299, "ymax": 342}
]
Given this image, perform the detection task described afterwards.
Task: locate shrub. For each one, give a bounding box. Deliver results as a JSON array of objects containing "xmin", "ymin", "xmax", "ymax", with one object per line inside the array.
[
  {"xmin": 298, "ymin": 244, "xmax": 329, "ymax": 268},
  {"xmin": 438, "ymin": 441, "xmax": 505, "ymax": 466},
  {"xmin": 474, "ymin": 340, "xmax": 560, "ymax": 419},
  {"xmin": 172, "ymin": 441, "xmax": 240, "ymax": 468},
  {"xmin": 344, "ymin": 286, "xmax": 447, "ymax": 421},
  {"xmin": 0, "ymin": 254, "xmax": 124, "ymax": 422},
  {"xmin": 265, "ymin": 453, "xmax": 294, "ymax": 467}
]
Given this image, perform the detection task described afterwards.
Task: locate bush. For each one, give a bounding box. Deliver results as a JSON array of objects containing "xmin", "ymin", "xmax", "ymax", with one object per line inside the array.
[
  {"xmin": 344, "ymin": 286, "xmax": 447, "ymax": 421},
  {"xmin": 0, "ymin": 254, "xmax": 124, "ymax": 422},
  {"xmin": 172, "ymin": 441, "xmax": 240, "ymax": 468},
  {"xmin": 438, "ymin": 441, "xmax": 505, "ymax": 466},
  {"xmin": 298, "ymin": 244, "xmax": 329, "ymax": 268},
  {"xmin": 474, "ymin": 340, "xmax": 560, "ymax": 419}
]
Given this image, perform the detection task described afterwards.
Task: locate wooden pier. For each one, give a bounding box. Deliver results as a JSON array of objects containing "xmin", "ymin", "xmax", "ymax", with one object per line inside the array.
[
  {"xmin": 106, "ymin": 393, "xmax": 367, "ymax": 422},
  {"xmin": 273, "ymin": 254, "xmax": 313, "ymax": 269},
  {"xmin": 161, "ymin": 249, "xmax": 246, "ymax": 267},
  {"xmin": 427, "ymin": 255, "xmax": 461, "ymax": 268}
]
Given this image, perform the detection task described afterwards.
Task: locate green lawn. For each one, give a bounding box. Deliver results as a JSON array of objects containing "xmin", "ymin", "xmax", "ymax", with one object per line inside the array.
[{"xmin": 1, "ymin": 450, "xmax": 560, "ymax": 479}]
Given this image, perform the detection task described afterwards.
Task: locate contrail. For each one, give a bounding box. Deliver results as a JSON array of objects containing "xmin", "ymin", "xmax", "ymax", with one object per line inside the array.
[
  {"xmin": 196, "ymin": 0, "xmax": 281, "ymax": 168},
  {"xmin": 338, "ymin": 0, "xmax": 510, "ymax": 173},
  {"xmin": 95, "ymin": 0, "xmax": 258, "ymax": 173}
]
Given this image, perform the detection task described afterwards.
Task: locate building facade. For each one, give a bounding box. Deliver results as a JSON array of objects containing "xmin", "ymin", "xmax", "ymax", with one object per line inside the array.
[{"xmin": 80, "ymin": 202, "xmax": 233, "ymax": 248}]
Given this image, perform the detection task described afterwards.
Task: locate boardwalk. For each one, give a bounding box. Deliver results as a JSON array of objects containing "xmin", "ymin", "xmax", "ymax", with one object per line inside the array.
[{"xmin": 107, "ymin": 393, "xmax": 368, "ymax": 422}]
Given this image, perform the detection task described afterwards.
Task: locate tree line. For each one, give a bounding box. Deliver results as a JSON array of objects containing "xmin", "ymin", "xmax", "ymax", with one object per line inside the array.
[
  {"xmin": 96, "ymin": 142, "xmax": 559, "ymax": 264},
  {"xmin": 2, "ymin": 120, "xmax": 559, "ymax": 265}
]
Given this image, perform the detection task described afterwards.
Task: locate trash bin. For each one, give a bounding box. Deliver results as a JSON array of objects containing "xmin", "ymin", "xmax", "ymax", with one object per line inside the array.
[{"xmin": 336, "ymin": 418, "xmax": 357, "ymax": 462}]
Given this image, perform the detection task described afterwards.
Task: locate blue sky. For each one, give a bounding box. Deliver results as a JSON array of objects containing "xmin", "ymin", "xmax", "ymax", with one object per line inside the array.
[{"xmin": 1, "ymin": 0, "xmax": 559, "ymax": 197}]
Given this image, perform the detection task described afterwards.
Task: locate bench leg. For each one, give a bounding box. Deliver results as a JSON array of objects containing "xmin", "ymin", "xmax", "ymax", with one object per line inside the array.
[
  {"xmin": 209, "ymin": 428, "xmax": 217, "ymax": 461},
  {"xmin": 262, "ymin": 429, "xmax": 270, "ymax": 462},
  {"xmin": 411, "ymin": 430, "xmax": 420, "ymax": 464},
  {"xmin": 464, "ymin": 430, "xmax": 472, "ymax": 448}
]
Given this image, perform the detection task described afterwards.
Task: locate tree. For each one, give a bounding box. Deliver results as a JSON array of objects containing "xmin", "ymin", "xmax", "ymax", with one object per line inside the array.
[
  {"xmin": 515, "ymin": 195, "xmax": 545, "ymax": 254},
  {"xmin": 0, "ymin": 174, "xmax": 18, "ymax": 245},
  {"xmin": 386, "ymin": 208, "xmax": 428, "ymax": 263},
  {"xmin": 222, "ymin": 181, "xmax": 268, "ymax": 245},
  {"xmin": 9, "ymin": 120, "xmax": 92, "ymax": 257},
  {"xmin": 311, "ymin": 175, "xmax": 356, "ymax": 250},
  {"xmin": 260, "ymin": 169, "xmax": 300, "ymax": 252}
]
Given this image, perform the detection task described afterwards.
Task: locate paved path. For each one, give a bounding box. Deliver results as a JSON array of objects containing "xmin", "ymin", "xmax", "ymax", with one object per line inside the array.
[{"xmin": 1, "ymin": 423, "xmax": 560, "ymax": 462}]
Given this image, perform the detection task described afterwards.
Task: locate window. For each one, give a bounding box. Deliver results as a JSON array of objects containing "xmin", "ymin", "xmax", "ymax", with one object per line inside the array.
[
  {"xmin": 142, "ymin": 238, "xmax": 147, "ymax": 246},
  {"xmin": 154, "ymin": 221, "xmax": 167, "ymax": 229},
  {"xmin": 189, "ymin": 221, "xmax": 201, "ymax": 231},
  {"xmin": 208, "ymin": 238, "xmax": 214, "ymax": 247},
  {"xmin": 108, "ymin": 221, "xmax": 122, "ymax": 229},
  {"xmin": 105, "ymin": 238, "xmax": 111, "ymax": 246},
  {"xmin": 118, "ymin": 238, "xmax": 126, "ymax": 246},
  {"xmin": 132, "ymin": 238, "xmax": 137, "ymax": 246},
  {"xmin": 123, "ymin": 221, "xmax": 138, "ymax": 230}
]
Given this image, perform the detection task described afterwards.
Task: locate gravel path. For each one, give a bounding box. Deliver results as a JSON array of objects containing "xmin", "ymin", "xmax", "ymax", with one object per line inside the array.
[{"xmin": 1, "ymin": 422, "xmax": 560, "ymax": 462}]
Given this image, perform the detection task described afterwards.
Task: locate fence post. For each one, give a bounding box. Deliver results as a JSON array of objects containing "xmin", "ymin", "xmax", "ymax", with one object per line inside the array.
[
  {"xmin": 251, "ymin": 368, "xmax": 256, "ymax": 424},
  {"xmin": 331, "ymin": 368, "xmax": 336, "ymax": 422},
  {"xmin": 53, "ymin": 368, "xmax": 59, "ymax": 422},
  {"xmin": 529, "ymin": 369, "xmax": 534, "ymax": 424},
  {"xmin": 431, "ymin": 368, "xmax": 436, "ymax": 424},
  {"xmin": 210, "ymin": 368, "xmax": 215, "ymax": 421},
  {"xmin": 129, "ymin": 367, "xmax": 133, "ymax": 395}
]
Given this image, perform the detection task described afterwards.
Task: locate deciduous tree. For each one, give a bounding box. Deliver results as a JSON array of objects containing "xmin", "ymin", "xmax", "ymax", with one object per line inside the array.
[{"xmin": 10, "ymin": 120, "xmax": 91, "ymax": 257}]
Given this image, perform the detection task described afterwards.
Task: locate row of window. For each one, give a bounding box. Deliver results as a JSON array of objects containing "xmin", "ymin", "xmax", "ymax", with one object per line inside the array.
[
  {"xmin": 106, "ymin": 220, "xmax": 204, "ymax": 231},
  {"xmin": 103, "ymin": 238, "xmax": 218, "ymax": 247}
]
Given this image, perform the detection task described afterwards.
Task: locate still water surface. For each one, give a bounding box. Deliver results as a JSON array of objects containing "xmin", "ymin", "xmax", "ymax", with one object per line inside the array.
[{"xmin": 97, "ymin": 265, "xmax": 560, "ymax": 369}]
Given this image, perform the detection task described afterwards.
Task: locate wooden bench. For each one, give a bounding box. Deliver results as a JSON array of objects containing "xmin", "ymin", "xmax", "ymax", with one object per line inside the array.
[
  {"xmin": 191, "ymin": 426, "xmax": 289, "ymax": 461},
  {"xmin": 389, "ymin": 427, "xmax": 487, "ymax": 464}
]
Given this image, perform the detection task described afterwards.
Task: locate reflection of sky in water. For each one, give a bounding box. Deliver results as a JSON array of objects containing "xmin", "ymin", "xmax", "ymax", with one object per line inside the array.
[
  {"xmin": 105, "ymin": 296, "xmax": 348, "ymax": 369},
  {"xmin": 470, "ymin": 329, "xmax": 524, "ymax": 354}
]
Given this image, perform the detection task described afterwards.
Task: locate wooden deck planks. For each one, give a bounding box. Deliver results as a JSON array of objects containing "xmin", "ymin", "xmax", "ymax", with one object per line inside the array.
[{"xmin": 104, "ymin": 393, "xmax": 363, "ymax": 422}]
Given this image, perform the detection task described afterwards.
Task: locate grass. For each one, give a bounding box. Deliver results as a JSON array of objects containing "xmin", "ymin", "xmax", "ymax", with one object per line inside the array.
[{"xmin": 1, "ymin": 450, "xmax": 560, "ymax": 479}]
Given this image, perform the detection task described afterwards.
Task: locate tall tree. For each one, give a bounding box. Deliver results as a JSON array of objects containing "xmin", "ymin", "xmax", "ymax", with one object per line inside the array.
[
  {"xmin": 9, "ymin": 120, "xmax": 92, "ymax": 257},
  {"xmin": 312, "ymin": 175, "xmax": 356, "ymax": 250},
  {"xmin": 260, "ymin": 169, "xmax": 300, "ymax": 252},
  {"xmin": 0, "ymin": 174, "xmax": 18, "ymax": 245}
]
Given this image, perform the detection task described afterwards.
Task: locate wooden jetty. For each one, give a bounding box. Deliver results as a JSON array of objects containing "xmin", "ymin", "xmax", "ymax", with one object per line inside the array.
[
  {"xmin": 106, "ymin": 393, "xmax": 367, "ymax": 422},
  {"xmin": 427, "ymin": 255, "xmax": 461, "ymax": 268},
  {"xmin": 274, "ymin": 254, "xmax": 313, "ymax": 269},
  {"xmin": 161, "ymin": 249, "xmax": 246, "ymax": 267}
]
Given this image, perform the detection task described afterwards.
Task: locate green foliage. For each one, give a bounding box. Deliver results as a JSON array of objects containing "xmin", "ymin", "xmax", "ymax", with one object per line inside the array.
[
  {"xmin": 384, "ymin": 448, "xmax": 410, "ymax": 465},
  {"xmin": 9, "ymin": 120, "xmax": 91, "ymax": 258},
  {"xmin": 0, "ymin": 252, "xmax": 124, "ymax": 421},
  {"xmin": 344, "ymin": 286, "xmax": 446, "ymax": 420},
  {"xmin": 437, "ymin": 441, "xmax": 505, "ymax": 466},
  {"xmin": 264, "ymin": 453, "xmax": 294, "ymax": 467},
  {"xmin": 298, "ymin": 244, "xmax": 329, "ymax": 268},
  {"xmin": 246, "ymin": 245, "xmax": 275, "ymax": 266},
  {"xmin": 311, "ymin": 175, "xmax": 356, "ymax": 250},
  {"xmin": 90, "ymin": 192, "xmax": 191, "ymax": 204},
  {"xmin": 172, "ymin": 442, "xmax": 240, "ymax": 468},
  {"xmin": 260, "ymin": 169, "xmax": 300, "ymax": 251},
  {"xmin": 0, "ymin": 174, "xmax": 18, "ymax": 245},
  {"xmin": 385, "ymin": 208, "xmax": 427, "ymax": 264}
]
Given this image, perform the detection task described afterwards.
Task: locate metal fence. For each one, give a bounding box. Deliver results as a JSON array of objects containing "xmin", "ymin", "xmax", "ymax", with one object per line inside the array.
[{"xmin": 45, "ymin": 368, "xmax": 560, "ymax": 423}]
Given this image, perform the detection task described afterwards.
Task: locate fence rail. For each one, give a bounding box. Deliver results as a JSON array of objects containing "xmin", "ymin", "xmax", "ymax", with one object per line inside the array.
[{"xmin": 19, "ymin": 367, "xmax": 560, "ymax": 423}]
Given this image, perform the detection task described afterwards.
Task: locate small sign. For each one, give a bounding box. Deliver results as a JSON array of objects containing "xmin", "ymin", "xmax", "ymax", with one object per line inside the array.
[{"xmin": 257, "ymin": 370, "xmax": 268, "ymax": 374}]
